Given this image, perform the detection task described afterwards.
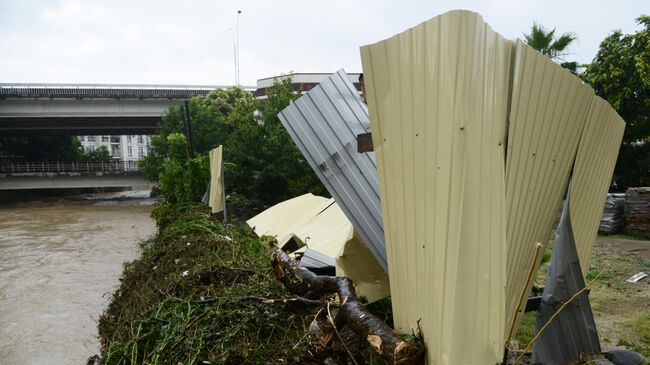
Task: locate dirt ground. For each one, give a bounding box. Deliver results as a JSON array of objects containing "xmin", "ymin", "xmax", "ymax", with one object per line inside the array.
[
  {"xmin": 588, "ymin": 236, "xmax": 650, "ymax": 356},
  {"xmin": 513, "ymin": 235, "xmax": 650, "ymax": 361}
]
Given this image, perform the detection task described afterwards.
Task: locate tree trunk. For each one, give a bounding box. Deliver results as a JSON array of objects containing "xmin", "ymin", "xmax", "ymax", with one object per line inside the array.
[{"xmin": 271, "ymin": 250, "xmax": 424, "ymax": 365}]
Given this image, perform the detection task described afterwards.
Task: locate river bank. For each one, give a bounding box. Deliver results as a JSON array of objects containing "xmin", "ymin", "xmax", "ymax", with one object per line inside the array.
[
  {"xmin": 0, "ymin": 191, "xmax": 156, "ymax": 365},
  {"xmin": 93, "ymin": 203, "xmax": 394, "ymax": 364}
]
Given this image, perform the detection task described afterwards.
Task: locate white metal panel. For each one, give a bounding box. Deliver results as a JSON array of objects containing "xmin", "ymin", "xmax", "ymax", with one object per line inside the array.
[
  {"xmin": 361, "ymin": 10, "xmax": 511, "ymax": 364},
  {"xmin": 504, "ymin": 40, "xmax": 595, "ymax": 335},
  {"xmin": 570, "ymin": 96, "xmax": 626, "ymax": 274},
  {"xmin": 277, "ymin": 70, "xmax": 387, "ymax": 270}
]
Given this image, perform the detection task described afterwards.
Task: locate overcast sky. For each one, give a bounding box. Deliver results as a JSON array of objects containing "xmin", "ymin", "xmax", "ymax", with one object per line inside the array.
[{"xmin": 0, "ymin": 0, "xmax": 647, "ymax": 86}]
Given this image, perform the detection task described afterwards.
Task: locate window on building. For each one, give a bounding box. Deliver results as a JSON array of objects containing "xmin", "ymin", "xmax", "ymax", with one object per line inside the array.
[
  {"xmin": 127, "ymin": 135, "xmax": 132, "ymax": 143},
  {"xmin": 88, "ymin": 135, "xmax": 96, "ymax": 142},
  {"xmin": 101, "ymin": 135, "xmax": 109, "ymax": 142},
  {"xmin": 138, "ymin": 146, "xmax": 144, "ymax": 157},
  {"xmin": 127, "ymin": 146, "xmax": 133, "ymax": 157},
  {"xmin": 138, "ymin": 135, "xmax": 144, "ymax": 143},
  {"xmin": 87, "ymin": 145, "xmax": 96, "ymax": 152}
]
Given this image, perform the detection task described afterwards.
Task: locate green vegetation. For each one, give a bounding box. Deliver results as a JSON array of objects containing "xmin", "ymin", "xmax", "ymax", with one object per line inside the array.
[
  {"xmin": 524, "ymin": 23, "xmax": 578, "ymax": 73},
  {"xmin": 81, "ymin": 145, "xmax": 112, "ymax": 161},
  {"xmin": 97, "ymin": 203, "xmax": 387, "ymax": 365},
  {"xmin": 0, "ymin": 135, "xmax": 85, "ymax": 161},
  {"xmin": 98, "ymin": 204, "xmax": 309, "ymax": 364},
  {"xmin": 142, "ymin": 78, "xmax": 325, "ymax": 208},
  {"xmin": 0, "ymin": 136, "xmax": 112, "ymax": 161},
  {"xmin": 582, "ymin": 15, "xmax": 650, "ymax": 189},
  {"xmin": 156, "ymin": 133, "xmax": 209, "ymax": 205},
  {"xmin": 514, "ymin": 312, "xmax": 537, "ymax": 349},
  {"xmin": 618, "ymin": 313, "xmax": 650, "ymax": 357}
]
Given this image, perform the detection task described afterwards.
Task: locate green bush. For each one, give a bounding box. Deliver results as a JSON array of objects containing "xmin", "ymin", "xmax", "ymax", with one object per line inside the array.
[{"xmin": 157, "ymin": 133, "xmax": 209, "ymax": 207}]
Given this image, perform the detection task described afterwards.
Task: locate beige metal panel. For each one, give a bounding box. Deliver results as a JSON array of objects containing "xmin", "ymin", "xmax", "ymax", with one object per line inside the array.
[
  {"xmin": 246, "ymin": 193, "xmax": 334, "ymax": 246},
  {"xmin": 504, "ymin": 40, "xmax": 595, "ymax": 334},
  {"xmin": 336, "ymin": 230, "xmax": 391, "ymax": 303},
  {"xmin": 570, "ymin": 96, "xmax": 625, "ymax": 274},
  {"xmin": 249, "ymin": 198, "xmax": 389, "ymax": 303},
  {"xmin": 292, "ymin": 202, "xmax": 354, "ymax": 257},
  {"xmin": 361, "ymin": 10, "xmax": 511, "ymax": 364},
  {"xmin": 208, "ymin": 146, "xmax": 224, "ymax": 213},
  {"xmin": 292, "ymin": 203, "xmax": 390, "ymax": 303}
]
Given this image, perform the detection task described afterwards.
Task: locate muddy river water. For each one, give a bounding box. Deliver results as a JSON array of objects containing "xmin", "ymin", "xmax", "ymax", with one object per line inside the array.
[{"xmin": 0, "ymin": 191, "xmax": 156, "ymax": 365}]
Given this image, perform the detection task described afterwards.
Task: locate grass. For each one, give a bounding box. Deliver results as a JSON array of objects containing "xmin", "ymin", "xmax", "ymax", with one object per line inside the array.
[
  {"xmin": 97, "ymin": 203, "xmax": 311, "ymax": 364},
  {"xmin": 513, "ymin": 312, "xmax": 537, "ymax": 349},
  {"xmin": 618, "ymin": 312, "xmax": 650, "ymax": 357}
]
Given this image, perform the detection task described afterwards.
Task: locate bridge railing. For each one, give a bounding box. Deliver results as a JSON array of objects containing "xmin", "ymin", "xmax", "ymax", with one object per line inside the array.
[{"xmin": 0, "ymin": 160, "xmax": 141, "ymax": 174}]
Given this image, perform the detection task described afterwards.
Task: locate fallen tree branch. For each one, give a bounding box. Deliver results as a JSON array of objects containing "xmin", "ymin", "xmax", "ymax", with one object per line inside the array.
[
  {"xmin": 272, "ymin": 250, "xmax": 424, "ymax": 365},
  {"xmin": 194, "ymin": 295, "xmax": 322, "ymax": 307}
]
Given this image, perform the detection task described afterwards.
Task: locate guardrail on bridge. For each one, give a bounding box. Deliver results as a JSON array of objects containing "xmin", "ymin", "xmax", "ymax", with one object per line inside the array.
[{"xmin": 0, "ymin": 160, "xmax": 141, "ymax": 174}]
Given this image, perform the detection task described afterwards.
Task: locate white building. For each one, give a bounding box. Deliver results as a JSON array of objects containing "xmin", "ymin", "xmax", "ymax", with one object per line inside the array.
[
  {"xmin": 78, "ymin": 135, "xmax": 151, "ymax": 161},
  {"xmin": 254, "ymin": 72, "xmax": 362, "ymax": 99}
]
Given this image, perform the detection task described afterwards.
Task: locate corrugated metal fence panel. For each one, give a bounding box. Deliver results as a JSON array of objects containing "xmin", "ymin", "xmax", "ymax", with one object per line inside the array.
[
  {"xmin": 504, "ymin": 40, "xmax": 595, "ymax": 335},
  {"xmin": 277, "ymin": 70, "xmax": 387, "ymax": 270},
  {"xmin": 532, "ymin": 192, "xmax": 601, "ymax": 364},
  {"xmin": 361, "ymin": 10, "xmax": 511, "ymax": 364},
  {"xmin": 570, "ymin": 96, "xmax": 626, "ymax": 274},
  {"xmin": 246, "ymin": 194, "xmax": 334, "ymax": 246}
]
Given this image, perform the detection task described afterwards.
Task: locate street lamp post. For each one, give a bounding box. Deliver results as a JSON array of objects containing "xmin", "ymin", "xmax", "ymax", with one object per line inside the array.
[
  {"xmin": 230, "ymin": 27, "xmax": 237, "ymax": 85},
  {"xmin": 236, "ymin": 10, "xmax": 241, "ymax": 86}
]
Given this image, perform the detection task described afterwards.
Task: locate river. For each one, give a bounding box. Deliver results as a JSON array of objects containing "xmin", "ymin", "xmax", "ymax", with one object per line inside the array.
[{"xmin": 0, "ymin": 191, "xmax": 156, "ymax": 365}]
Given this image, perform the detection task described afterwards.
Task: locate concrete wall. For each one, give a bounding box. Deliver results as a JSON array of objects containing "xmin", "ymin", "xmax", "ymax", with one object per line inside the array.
[{"xmin": 0, "ymin": 172, "xmax": 153, "ymax": 190}]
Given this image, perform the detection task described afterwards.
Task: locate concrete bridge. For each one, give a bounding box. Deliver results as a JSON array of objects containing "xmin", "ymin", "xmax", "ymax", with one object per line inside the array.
[
  {"xmin": 0, "ymin": 83, "xmax": 250, "ymax": 135},
  {"xmin": 0, "ymin": 160, "xmax": 152, "ymax": 190}
]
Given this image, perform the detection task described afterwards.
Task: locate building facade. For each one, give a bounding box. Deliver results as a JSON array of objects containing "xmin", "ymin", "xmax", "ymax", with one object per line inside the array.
[
  {"xmin": 254, "ymin": 72, "xmax": 362, "ymax": 98},
  {"xmin": 78, "ymin": 135, "xmax": 150, "ymax": 161}
]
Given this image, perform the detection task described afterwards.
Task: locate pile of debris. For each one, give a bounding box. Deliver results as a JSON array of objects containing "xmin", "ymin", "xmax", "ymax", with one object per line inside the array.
[
  {"xmin": 599, "ymin": 193, "xmax": 626, "ymax": 234},
  {"xmin": 625, "ymin": 187, "xmax": 650, "ymax": 238}
]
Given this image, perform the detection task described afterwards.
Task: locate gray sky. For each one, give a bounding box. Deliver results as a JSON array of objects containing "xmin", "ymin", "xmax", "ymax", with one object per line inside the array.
[{"xmin": 0, "ymin": 0, "xmax": 647, "ymax": 86}]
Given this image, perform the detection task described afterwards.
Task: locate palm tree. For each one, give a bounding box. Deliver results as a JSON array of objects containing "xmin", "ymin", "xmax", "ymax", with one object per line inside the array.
[{"xmin": 524, "ymin": 23, "xmax": 578, "ymax": 73}]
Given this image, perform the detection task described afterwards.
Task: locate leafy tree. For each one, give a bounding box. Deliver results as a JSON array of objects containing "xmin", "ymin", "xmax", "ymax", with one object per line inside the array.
[
  {"xmin": 225, "ymin": 77, "xmax": 326, "ymax": 205},
  {"xmin": 582, "ymin": 15, "xmax": 650, "ymax": 188},
  {"xmin": 145, "ymin": 79, "xmax": 325, "ymax": 208},
  {"xmin": 141, "ymin": 87, "xmax": 251, "ymax": 182},
  {"xmin": 81, "ymin": 145, "xmax": 112, "ymax": 161},
  {"xmin": 524, "ymin": 23, "xmax": 578, "ymax": 73},
  {"xmin": 0, "ymin": 135, "xmax": 83, "ymax": 161}
]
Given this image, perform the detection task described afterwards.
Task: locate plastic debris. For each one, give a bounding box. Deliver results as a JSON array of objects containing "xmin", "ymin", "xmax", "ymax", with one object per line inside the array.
[
  {"xmin": 599, "ymin": 193, "xmax": 625, "ymax": 234},
  {"xmin": 626, "ymin": 272, "xmax": 648, "ymax": 283}
]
